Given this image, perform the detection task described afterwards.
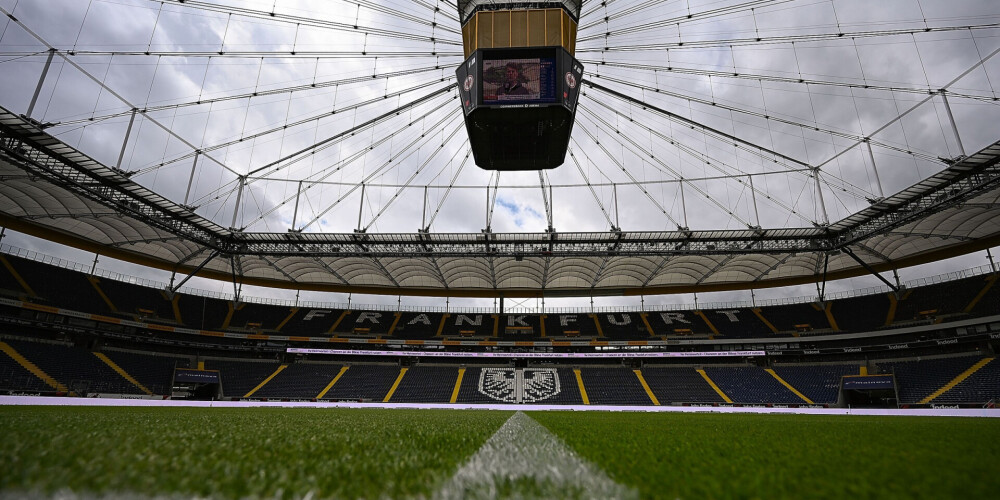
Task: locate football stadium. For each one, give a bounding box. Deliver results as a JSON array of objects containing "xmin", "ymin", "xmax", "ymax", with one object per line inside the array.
[{"xmin": 1, "ymin": 0, "xmax": 1000, "ymax": 498}]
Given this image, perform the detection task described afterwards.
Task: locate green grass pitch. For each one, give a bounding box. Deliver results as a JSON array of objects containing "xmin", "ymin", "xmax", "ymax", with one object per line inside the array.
[{"xmin": 2, "ymin": 406, "xmax": 998, "ymax": 499}]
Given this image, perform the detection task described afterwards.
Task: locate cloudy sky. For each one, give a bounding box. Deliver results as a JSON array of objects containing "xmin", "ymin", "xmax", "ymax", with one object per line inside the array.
[{"xmin": 0, "ymin": 0, "xmax": 998, "ymax": 312}]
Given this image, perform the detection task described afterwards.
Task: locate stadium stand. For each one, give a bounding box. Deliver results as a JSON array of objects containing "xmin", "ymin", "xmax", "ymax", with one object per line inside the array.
[
  {"xmin": 497, "ymin": 314, "xmax": 544, "ymax": 340},
  {"xmin": 541, "ymin": 313, "xmax": 600, "ymax": 338},
  {"xmin": 390, "ymin": 312, "xmax": 444, "ymax": 339},
  {"xmin": 452, "ymin": 366, "xmax": 585, "ymax": 404},
  {"xmin": 2, "ymin": 338, "xmax": 143, "ymax": 395},
  {"xmin": 439, "ymin": 313, "xmax": 497, "ymax": 338},
  {"xmin": 4, "ymin": 255, "xmax": 109, "ymax": 314},
  {"xmin": 100, "ymin": 349, "xmax": 189, "ymax": 395},
  {"xmin": 97, "ymin": 277, "xmax": 174, "ymax": 323},
  {"xmin": 176, "ymin": 294, "xmax": 231, "ymax": 331},
  {"xmin": 2, "ymin": 249, "xmax": 1000, "ymax": 406},
  {"xmin": 0, "ymin": 256, "xmax": 26, "ymax": 298},
  {"xmin": 771, "ymin": 364, "xmax": 861, "ymax": 405},
  {"xmin": 252, "ymin": 362, "xmax": 345, "ymax": 399},
  {"xmin": 279, "ymin": 307, "xmax": 351, "ymax": 336},
  {"xmin": 318, "ymin": 364, "xmax": 400, "ymax": 401},
  {"xmin": 892, "ymin": 276, "xmax": 982, "ymax": 324},
  {"xmin": 542, "ymin": 368, "xmax": 587, "ymax": 404},
  {"xmin": 703, "ymin": 308, "xmax": 776, "ymax": 338},
  {"xmin": 228, "ymin": 303, "xmax": 295, "ymax": 332},
  {"xmin": 0, "ymin": 342, "xmax": 51, "ymax": 392},
  {"xmin": 203, "ymin": 358, "xmax": 282, "ymax": 398},
  {"xmin": 644, "ymin": 310, "xmax": 716, "ymax": 337},
  {"xmin": 758, "ymin": 303, "xmax": 832, "ymax": 334},
  {"xmin": 594, "ymin": 313, "xmax": 649, "ymax": 340},
  {"xmin": 967, "ymin": 275, "xmax": 999, "ymax": 317},
  {"xmin": 876, "ymin": 354, "xmax": 984, "ymax": 404},
  {"xmin": 703, "ymin": 366, "xmax": 803, "ymax": 404},
  {"xmin": 345, "ymin": 310, "xmax": 401, "ymax": 336},
  {"xmin": 387, "ymin": 365, "xmax": 458, "ymax": 403},
  {"xmin": 454, "ymin": 366, "xmax": 495, "ymax": 403},
  {"xmin": 829, "ymin": 294, "xmax": 891, "ymax": 332},
  {"xmin": 640, "ymin": 367, "xmax": 726, "ymax": 404},
  {"xmin": 578, "ymin": 367, "xmax": 653, "ymax": 405},
  {"xmin": 1, "ymin": 252, "xmax": 999, "ymax": 344},
  {"xmin": 931, "ymin": 358, "xmax": 999, "ymax": 404}
]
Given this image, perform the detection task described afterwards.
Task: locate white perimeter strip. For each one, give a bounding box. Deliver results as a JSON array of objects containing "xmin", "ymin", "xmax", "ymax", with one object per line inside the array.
[
  {"xmin": 433, "ymin": 412, "xmax": 635, "ymax": 500},
  {"xmin": 1, "ymin": 397, "xmax": 998, "ymax": 417}
]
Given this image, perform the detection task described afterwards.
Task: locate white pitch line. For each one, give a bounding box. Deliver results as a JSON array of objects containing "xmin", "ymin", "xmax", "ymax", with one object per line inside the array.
[{"xmin": 433, "ymin": 411, "xmax": 636, "ymax": 500}]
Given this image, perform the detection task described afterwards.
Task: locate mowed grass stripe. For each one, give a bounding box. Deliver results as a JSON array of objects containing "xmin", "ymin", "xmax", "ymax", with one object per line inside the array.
[
  {"xmin": 530, "ymin": 411, "xmax": 1000, "ymax": 499},
  {"xmin": 0, "ymin": 406, "xmax": 511, "ymax": 499},
  {"xmin": 435, "ymin": 412, "xmax": 634, "ymax": 499}
]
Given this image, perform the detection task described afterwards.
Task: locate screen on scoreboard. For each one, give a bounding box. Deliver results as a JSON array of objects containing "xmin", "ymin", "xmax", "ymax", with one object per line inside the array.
[{"xmin": 481, "ymin": 56, "xmax": 558, "ymax": 104}]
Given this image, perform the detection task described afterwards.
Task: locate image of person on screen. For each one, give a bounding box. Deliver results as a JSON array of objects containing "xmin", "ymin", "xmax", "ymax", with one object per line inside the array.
[{"xmin": 502, "ymin": 62, "xmax": 530, "ymax": 96}]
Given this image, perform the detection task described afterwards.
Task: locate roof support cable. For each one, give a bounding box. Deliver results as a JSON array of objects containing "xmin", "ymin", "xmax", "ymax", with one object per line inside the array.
[
  {"xmin": 165, "ymin": 249, "xmax": 221, "ymax": 299},
  {"xmin": 143, "ymin": 0, "xmax": 462, "ymax": 45},
  {"xmin": 25, "ymin": 48, "xmax": 56, "ymax": 120},
  {"xmin": 566, "ymin": 145, "xmax": 617, "ymax": 230},
  {"xmin": 815, "ymin": 45, "xmax": 1000, "ymax": 171},
  {"xmin": 817, "ymin": 252, "xmax": 830, "ymax": 303},
  {"xmin": 424, "ymin": 147, "xmax": 472, "ymax": 231},
  {"xmin": 0, "ymin": 6, "xmax": 244, "ymax": 179},
  {"xmin": 841, "ymin": 246, "xmax": 900, "ymax": 295},
  {"xmin": 230, "ymin": 255, "xmax": 243, "ymax": 305}
]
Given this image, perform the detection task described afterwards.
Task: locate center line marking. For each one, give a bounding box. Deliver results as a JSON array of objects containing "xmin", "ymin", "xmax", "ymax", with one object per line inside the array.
[{"xmin": 434, "ymin": 411, "xmax": 635, "ymax": 499}]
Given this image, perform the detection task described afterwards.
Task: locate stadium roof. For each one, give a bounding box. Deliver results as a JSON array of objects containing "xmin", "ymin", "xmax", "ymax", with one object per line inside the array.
[{"xmin": 2, "ymin": 108, "xmax": 999, "ymax": 298}]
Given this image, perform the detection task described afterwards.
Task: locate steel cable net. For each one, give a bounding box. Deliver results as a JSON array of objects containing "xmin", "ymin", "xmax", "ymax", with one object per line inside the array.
[{"xmin": 0, "ymin": 0, "xmax": 999, "ymax": 295}]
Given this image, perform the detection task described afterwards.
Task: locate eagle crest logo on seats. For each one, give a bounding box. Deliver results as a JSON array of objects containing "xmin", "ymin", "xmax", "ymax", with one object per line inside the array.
[
  {"xmin": 522, "ymin": 368, "xmax": 560, "ymax": 402},
  {"xmin": 478, "ymin": 368, "xmax": 517, "ymax": 402},
  {"xmin": 477, "ymin": 368, "xmax": 560, "ymax": 403}
]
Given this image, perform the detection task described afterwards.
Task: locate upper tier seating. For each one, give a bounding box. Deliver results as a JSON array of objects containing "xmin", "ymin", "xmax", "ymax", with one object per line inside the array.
[
  {"xmin": 96, "ymin": 277, "xmax": 174, "ymax": 322},
  {"xmin": 830, "ymin": 294, "xmax": 890, "ymax": 332},
  {"xmin": 176, "ymin": 294, "xmax": 232, "ymax": 331},
  {"xmin": 893, "ymin": 276, "xmax": 983, "ymax": 324},
  {"xmin": 497, "ymin": 314, "xmax": 544, "ymax": 341},
  {"xmin": 0, "ymin": 257, "xmax": 24, "ymax": 297},
  {"xmin": 758, "ymin": 303, "xmax": 831, "ymax": 334},
  {"xmin": 595, "ymin": 313, "xmax": 651, "ymax": 340},
  {"xmin": 5, "ymin": 256, "xmax": 110, "ymax": 314},
  {"xmin": 228, "ymin": 303, "xmax": 296, "ymax": 332},
  {"xmin": 390, "ymin": 312, "xmax": 444, "ymax": 339},
  {"xmin": 2, "ymin": 251, "xmax": 998, "ymax": 344},
  {"xmin": 702, "ymin": 308, "xmax": 775, "ymax": 338},
  {"xmin": 968, "ymin": 276, "xmax": 999, "ymax": 317},
  {"xmin": 541, "ymin": 313, "xmax": 600, "ymax": 338},
  {"xmin": 645, "ymin": 310, "xmax": 717, "ymax": 337},
  {"xmin": 439, "ymin": 313, "xmax": 497, "ymax": 337}
]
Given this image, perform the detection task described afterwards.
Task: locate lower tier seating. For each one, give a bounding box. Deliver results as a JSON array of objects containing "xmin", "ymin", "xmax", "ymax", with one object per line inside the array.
[
  {"xmin": 203, "ymin": 358, "xmax": 282, "ymax": 399},
  {"xmin": 704, "ymin": 366, "xmax": 802, "ymax": 404},
  {"xmin": 876, "ymin": 355, "xmax": 983, "ymax": 404},
  {"xmin": 772, "ymin": 364, "xmax": 860, "ymax": 404},
  {"xmin": 641, "ymin": 367, "xmax": 725, "ymax": 404}
]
